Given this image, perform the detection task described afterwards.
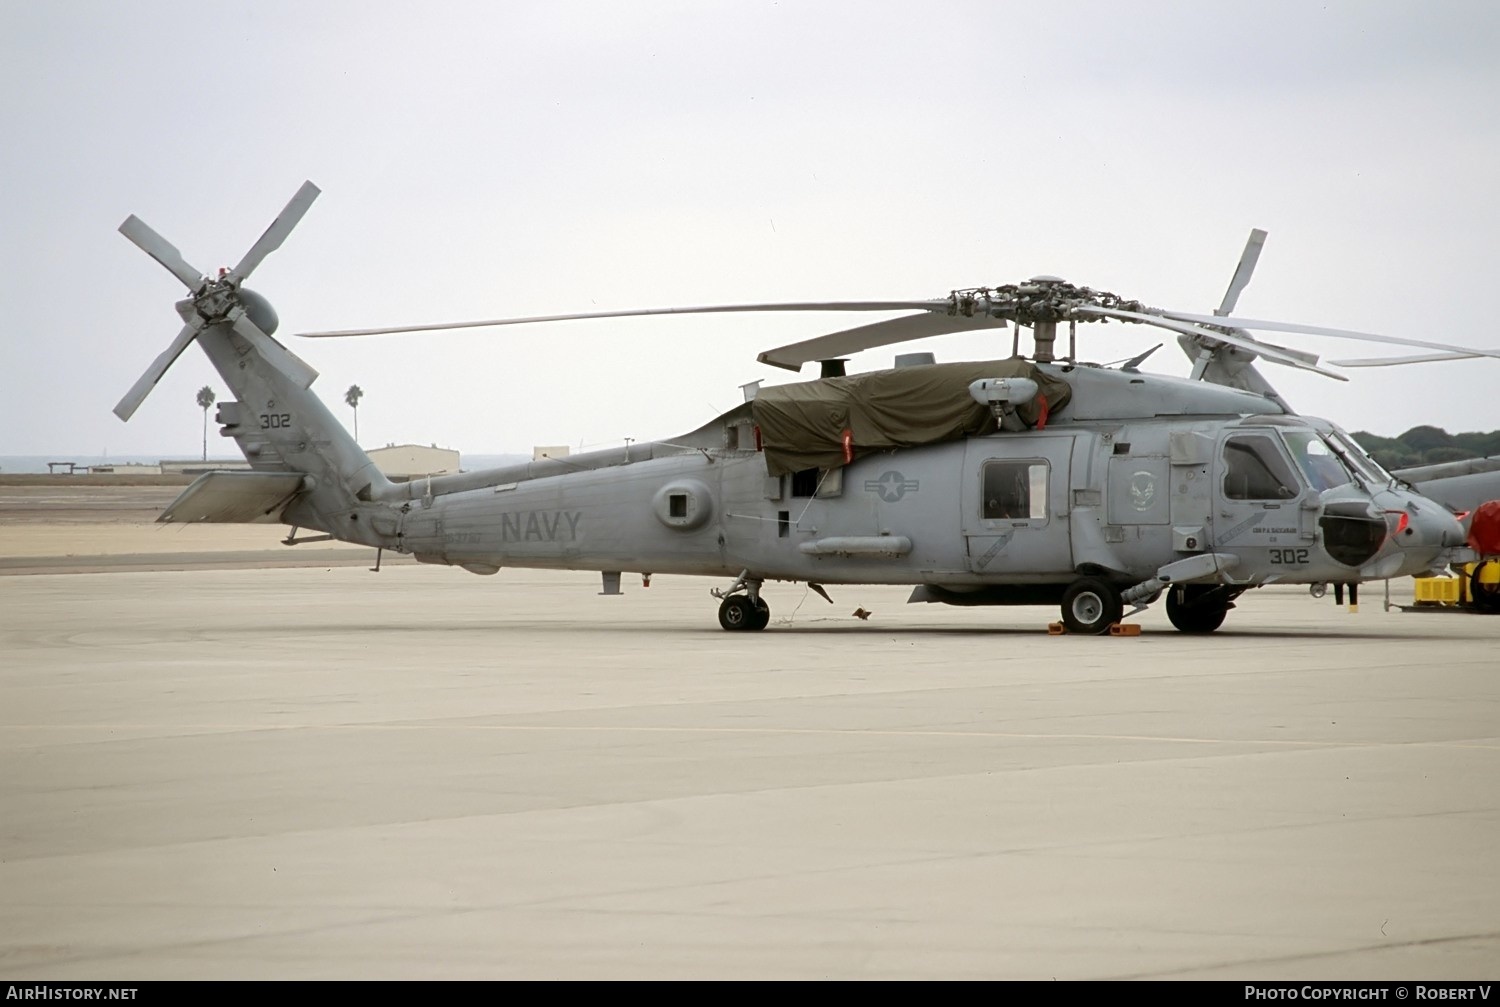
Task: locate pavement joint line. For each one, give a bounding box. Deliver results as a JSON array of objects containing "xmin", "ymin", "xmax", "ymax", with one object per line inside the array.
[{"xmin": 3, "ymin": 721, "xmax": 1498, "ymax": 750}]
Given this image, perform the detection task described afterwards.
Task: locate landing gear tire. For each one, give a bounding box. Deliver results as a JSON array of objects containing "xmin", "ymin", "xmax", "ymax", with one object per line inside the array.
[
  {"xmin": 1467, "ymin": 559, "xmax": 1500, "ymax": 614},
  {"xmin": 719, "ymin": 595, "xmax": 770, "ymax": 631},
  {"xmin": 1166, "ymin": 584, "xmax": 1229, "ymax": 633},
  {"xmin": 1060, "ymin": 577, "xmax": 1123, "ymax": 635}
]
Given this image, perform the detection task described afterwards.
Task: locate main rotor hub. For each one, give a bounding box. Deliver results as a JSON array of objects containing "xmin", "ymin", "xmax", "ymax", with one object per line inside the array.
[{"xmin": 947, "ymin": 280, "xmax": 1148, "ymax": 327}]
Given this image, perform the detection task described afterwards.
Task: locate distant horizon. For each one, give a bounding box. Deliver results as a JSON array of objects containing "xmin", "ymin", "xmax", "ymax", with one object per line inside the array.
[
  {"xmin": 0, "ymin": 450, "xmax": 531, "ymax": 475},
  {"xmin": 6, "ymin": 418, "xmax": 1497, "ymax": 462},
  {"xmin": 5, "ymin": 421, "xmax": 1499, "ymax": 475}
]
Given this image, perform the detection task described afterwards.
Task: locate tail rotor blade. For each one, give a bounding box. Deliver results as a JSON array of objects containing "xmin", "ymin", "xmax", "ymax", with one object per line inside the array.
[
  {"xmin": 119, "ymin": 216, "xmax": 206, "ymax": 291},
  {"xmin": 229, "ymin": 180, "xmax": 321, "ymax": 282},
  {"xmin": 114, "ymin": 322, "xmax": 202, "ymax": 421},
  {"xmin": 1217, "ymin": 229, "xmax": 1266, "ymax": 316},
  {"xmin": 229, "ymin": 311, "xmax": 319, "ymax": 388}
]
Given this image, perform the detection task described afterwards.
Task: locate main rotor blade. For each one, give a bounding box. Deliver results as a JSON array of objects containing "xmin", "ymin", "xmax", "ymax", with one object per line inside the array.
[
  {"xmin": 114, "ymin": 322, "xmax": 202, "ymax": 421},
  {"xmin": 757, "ymin": 312, "xmax": 1008, "ymax": 372},
  {"xmin": 1159, "ymin": 309, "xmax": 1500, "ymax": 362},
  {"xmin": 1217, "ymin": 228, "xmax": 1266, "ymax": 316},
  {"xmin": 229, "ymin": 181, "xmax": 321, "ymax": 283},
  {"xmin": 1075, "ymin": 306, "xmax": 1347, "ymax": 380},
  {"xmin": 228, "ymin": 180, "xmax": 322, "ymax": 282},
  {"xmin": 1330, "ymin": 351, "xmax": 1483, "ymax": 367},
  {"xmin": 119, "ymin": 216, "xmax": 206, "ymax": 291},
  {"xmin": 296, "ymin": 300, "xmax": 948, "ymax": 338},
  {"xmin": 229, "ymin": 310, "xmax": 320, "ymax": 389}
]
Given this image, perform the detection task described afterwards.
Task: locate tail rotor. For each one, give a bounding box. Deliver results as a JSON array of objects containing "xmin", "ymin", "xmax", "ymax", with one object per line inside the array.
[{"xmin": 114, "ymin": 182, "xmax": 322, "ymax": 421}]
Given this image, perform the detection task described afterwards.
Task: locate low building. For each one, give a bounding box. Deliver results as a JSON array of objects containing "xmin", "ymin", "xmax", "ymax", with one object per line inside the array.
[{"xmin": 369, "ymin": 443, "xmax": 460, "ymax": 481}]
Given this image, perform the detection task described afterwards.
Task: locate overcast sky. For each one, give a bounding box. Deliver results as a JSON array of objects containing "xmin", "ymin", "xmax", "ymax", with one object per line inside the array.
[{"xmin": 4, "ymin": 1, "xmax": 1499, "ymax": 459}]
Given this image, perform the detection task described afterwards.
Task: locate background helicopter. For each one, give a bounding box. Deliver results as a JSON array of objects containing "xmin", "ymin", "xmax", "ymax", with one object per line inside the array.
[{"xmin": 116, "ymin": 183, "xmax": 1494, "ymax": 634}]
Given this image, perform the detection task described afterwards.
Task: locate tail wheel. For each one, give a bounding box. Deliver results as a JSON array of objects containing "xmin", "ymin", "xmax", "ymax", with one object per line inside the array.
[
  {"xmin": 718, "ymin": 595, "xmax": 771, "ymax": 632},
  {"xmin": 1060, "ymin": 577, "xmax": 1123, "ymax": 635},
  {"xmin": 1165, "ymin": 585, "xmax": 1229, "ymax": 633}
]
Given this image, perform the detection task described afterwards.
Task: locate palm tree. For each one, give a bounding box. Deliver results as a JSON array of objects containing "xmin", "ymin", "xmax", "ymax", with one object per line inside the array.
[
  {"xmin": 196, "ymin": 386, "xmax": 216, "ymax": 461},
  {"xmin": 344, "ymin": 384, "xmax": 364, "ymax": 442}
]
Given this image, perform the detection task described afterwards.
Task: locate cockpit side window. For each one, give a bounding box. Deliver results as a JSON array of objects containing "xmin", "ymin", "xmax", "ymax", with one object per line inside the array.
[
  {"xmin": 1281, "ymin": 430, "xmax": 1354, "ymax": 492},
  {"xmin": 1222, "ymin": 434, "xmax": 1302, "ymax": 500}
]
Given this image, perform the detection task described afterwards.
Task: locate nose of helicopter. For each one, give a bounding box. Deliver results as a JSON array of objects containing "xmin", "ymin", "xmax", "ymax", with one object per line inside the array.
[{"xmin": 1387, "ymin": 498, "xmax": 1469, "ymax": 575}]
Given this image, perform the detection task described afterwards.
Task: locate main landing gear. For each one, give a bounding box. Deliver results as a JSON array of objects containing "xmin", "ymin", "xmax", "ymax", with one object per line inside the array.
[
  {"xmin": 718, "ymin": 594, "xmax": 771, "ymax": 631},
  {"xmin": 1058, "ymin": 576, "xmax": 1237, "ymax": 635},
  {"xmin": 1060, "ymin": 577, "xmax": 1124, "ymax": 635},
  {"xmin": 713, "ymin": 570, "xmax": 770, "ymax": 632},
  {"xmin": 1165, "ymin": 584, "xmax": 1236, "ymax": 633}
]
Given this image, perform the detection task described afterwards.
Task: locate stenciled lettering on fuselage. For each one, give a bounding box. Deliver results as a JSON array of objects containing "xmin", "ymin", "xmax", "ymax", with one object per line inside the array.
[
  {"xmin": 865, "ymin": 470, "xmax": 920, "ymax": 502},
  {"xmin": 972, "ymin": 530, "xmax": 1015, "ymax": 569},
  {"xmin": 1213, "ymin": 511, "xmax": 1268, "ymax": 547},
  {"xmin": 487, "ymin": 510, "xmax": 583, "ymax": 543}
]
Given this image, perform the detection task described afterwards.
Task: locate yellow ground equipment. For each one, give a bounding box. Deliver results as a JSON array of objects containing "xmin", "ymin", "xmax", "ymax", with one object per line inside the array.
[{"xmin": 1398, "ymin": 560, "xmax": 1500, "ymax": 613}]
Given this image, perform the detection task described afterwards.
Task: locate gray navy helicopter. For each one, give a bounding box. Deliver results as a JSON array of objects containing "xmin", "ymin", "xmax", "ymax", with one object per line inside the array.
[{"xmin": 114, "ymin": 182, "xmax": 1495, "ymax": 634}]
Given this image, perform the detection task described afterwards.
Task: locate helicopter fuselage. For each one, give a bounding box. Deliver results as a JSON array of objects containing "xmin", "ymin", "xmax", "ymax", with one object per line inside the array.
[{"xmin": 333, "ymin": 364, "xmax": 1466, "ymax": 615}]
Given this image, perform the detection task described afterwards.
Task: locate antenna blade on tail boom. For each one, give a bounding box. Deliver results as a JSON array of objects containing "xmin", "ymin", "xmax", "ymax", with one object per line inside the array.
[
  {"xmin": 114, "ymin": 322, "xmax": 201, "ymax": 421},
  {"xmin": 230, "ymin": 181, "xmax": 321, "ymax": 283}
]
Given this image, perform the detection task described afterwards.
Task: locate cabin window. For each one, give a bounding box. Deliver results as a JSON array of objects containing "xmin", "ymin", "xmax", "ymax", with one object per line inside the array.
[
  {"xmin": 1222, "ymin": 434, "xmax": 1301, "ymax": 500},
  {"xmin": 982, "ymin": 461, "xmax": 1048, "ymax": 520},
  {"xmin": 668, "ymin": 493, "xmax": 688, "ymax": 518},
  {"xmin": 790, "ymin": 467, "xmax": 820, "ymax": 498}
]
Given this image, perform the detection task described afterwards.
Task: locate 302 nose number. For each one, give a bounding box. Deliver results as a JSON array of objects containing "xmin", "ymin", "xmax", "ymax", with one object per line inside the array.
[
  {"xmin": 259, "ymin": 413, "xmax": 292, "ymax": 429},
  {"xmin": 1269, "ymin": 548, "xmax": 1310, "ymax": 565}
]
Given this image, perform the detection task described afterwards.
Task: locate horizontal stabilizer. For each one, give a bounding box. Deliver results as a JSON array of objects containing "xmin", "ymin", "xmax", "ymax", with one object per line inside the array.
[{"xmin": 157, "ymin": 471, "xmax": 306, "ymax": 524}]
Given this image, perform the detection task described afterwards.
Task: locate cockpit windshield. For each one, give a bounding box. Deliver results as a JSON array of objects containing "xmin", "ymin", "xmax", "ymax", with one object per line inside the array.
[
  {"xmin": 1281, "ymin": 430, "xmax": 1355, "ymax": 492},
  {"xmin": 1328, "ymin": 426, "xmax": 1393, "ymax": 483}
]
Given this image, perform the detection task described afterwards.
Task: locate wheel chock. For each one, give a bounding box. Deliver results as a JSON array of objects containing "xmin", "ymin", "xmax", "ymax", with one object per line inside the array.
[
  {"xmin": 1108, "ymin": 623, "xmax": 1142, "ymax": 637},
  {"xmin": 1047, "ymin": 622, "xmax": 1067, "ymax": 635}
]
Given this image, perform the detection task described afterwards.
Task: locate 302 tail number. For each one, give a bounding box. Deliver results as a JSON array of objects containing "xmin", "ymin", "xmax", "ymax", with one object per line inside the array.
[
  {"xmin": 1269, "ymin": 548, "xmax": 1309, "ymax": 565},
  {"xmin": 260, "ymin": 413, "xmax": 291, "ymax": 429}
]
